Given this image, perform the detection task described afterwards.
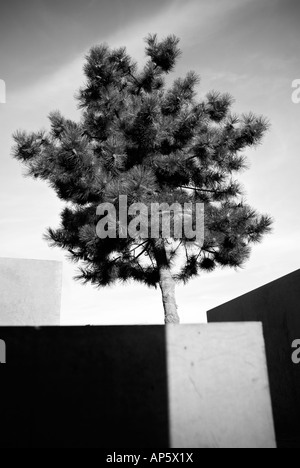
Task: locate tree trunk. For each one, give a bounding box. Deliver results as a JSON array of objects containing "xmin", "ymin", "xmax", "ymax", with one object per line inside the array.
[
  {"xmin": 159, "ymin": 266, "xmax": 180, "ymax": 324},
  {"xmin": 153, "ymin": 244, "xmax": 180, "ymax": 324}
]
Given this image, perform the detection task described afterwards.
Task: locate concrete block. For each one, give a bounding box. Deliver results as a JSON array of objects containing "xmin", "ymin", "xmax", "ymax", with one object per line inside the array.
[
  {"xmin": 167, "ymin": 323, "xmax": 276, "ymax": 448},
  {"xmin": 0, "ymin": 258, "xmax": 62, "ymax": 326},
  {"xmin": 0, "ymin": 324, "xmax": 275, "ymax": 448},
  {"xmin": 207, "ymin": 269, "xmax": 300, "ymax": 448}
]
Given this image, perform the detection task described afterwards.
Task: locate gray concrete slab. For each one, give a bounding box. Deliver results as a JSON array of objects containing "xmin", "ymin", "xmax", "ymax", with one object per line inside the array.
[{"xmin": 0, "ymin": 258, "xmax": 62, "ymax": 325}]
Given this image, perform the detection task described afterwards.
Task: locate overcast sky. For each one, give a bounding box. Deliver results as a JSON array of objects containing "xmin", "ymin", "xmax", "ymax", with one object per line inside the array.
[{"xmin": 0, "ymin": 0, "xmax": 299, "ymax": 325}]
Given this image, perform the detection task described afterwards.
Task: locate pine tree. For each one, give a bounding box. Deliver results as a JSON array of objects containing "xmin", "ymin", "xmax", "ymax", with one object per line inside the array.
[{"xmin": 12, "ymin": 34, "xmax": 272, "ymax": 324}]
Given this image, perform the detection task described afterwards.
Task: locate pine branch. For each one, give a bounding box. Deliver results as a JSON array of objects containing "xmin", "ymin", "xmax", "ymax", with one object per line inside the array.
[
  {"xmin": 134, "ymin": 244, "xmax": 150, "ymax": 262},
  {"xmin": 179, "ymin": 185, "xmax": 226, "ymax": 194}
]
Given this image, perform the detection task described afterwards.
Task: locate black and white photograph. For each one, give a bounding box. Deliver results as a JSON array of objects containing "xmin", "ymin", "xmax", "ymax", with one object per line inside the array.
[{"xmin": 0, "ymin": 0, "xmax": 299, "ymax": 450}]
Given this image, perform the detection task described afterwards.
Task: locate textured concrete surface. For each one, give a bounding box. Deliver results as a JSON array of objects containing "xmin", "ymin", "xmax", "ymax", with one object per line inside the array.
[
  {"xmin": 167, "ymin": 323, "xmax": 276, "ymax": 449},
  {"xmin": 0, "ymin": 258, "xmax": 62, "ymax": 326},
  {"xmin": 0, "ymin": 324, "xmax": 275, "ymax": 448},
  {"xmin": 207, "ymin": 269, "xmax": 300, "ymax": 448}
]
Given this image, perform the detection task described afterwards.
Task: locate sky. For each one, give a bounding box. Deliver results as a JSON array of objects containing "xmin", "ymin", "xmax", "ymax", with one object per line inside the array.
[{"xmin": 0, "ymin": 0, "xmax": 299, "ymax": 325}]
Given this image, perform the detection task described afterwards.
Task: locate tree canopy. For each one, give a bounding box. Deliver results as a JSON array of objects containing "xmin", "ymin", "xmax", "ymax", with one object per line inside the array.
[{"xmin": 13, "ymin": 34, "xmax": 273, "ymax": 323}]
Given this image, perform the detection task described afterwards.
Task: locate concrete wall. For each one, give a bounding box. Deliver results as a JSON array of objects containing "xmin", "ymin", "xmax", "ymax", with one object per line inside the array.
[
  {"xmin": 0, "ymin": 324, "xmax": 276, "ymax": 448},
  {"xmin": 207, "ymin": 269, "xmax": 300, "ymax": 448},
  {"xmin": 167, "ymin": 323, "xmax": 275, "ymax": 449},
  {"xmin": 0, "ymin": 258, "xmax": 62, "ymax": 326}
]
